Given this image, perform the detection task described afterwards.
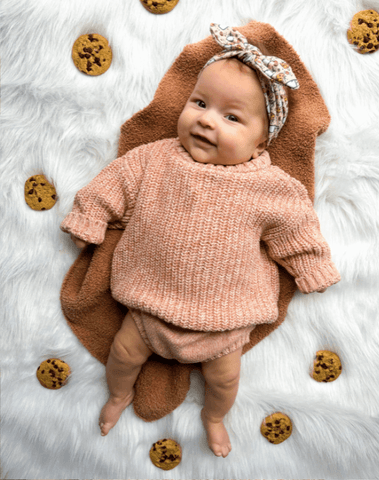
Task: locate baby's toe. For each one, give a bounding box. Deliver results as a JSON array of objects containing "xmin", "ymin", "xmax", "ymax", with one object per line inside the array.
[{"xmin": 100, "ymin": 421, "xmax": 112, "ymax": 436}]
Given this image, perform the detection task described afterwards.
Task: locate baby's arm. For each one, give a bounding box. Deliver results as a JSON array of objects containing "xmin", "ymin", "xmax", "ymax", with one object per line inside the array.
[
  {"xmin": 61, "ymin": 144, "xmax": 148, "ymax": 246},
  {"xmin": 261, "ymin": 172, "xmax": 341, "ymax": 294}
]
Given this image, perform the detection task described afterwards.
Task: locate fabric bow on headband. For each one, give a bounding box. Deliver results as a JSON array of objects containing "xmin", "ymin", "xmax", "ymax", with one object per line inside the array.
[{"xmin": 199, "ymin": 23, "xmax": 300, "ymax": 146}]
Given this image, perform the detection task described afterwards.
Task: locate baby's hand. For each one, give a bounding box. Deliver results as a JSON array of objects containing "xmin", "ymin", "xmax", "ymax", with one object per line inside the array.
[{"xmin": 70, "ymin": 233, "xmax": 90, "ymax": 249}]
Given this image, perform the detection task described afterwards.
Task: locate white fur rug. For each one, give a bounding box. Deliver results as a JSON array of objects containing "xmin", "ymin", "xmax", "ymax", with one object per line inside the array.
[{"xmin": 1, "ymin": 0, "xmax": 379, "ymax": 478}]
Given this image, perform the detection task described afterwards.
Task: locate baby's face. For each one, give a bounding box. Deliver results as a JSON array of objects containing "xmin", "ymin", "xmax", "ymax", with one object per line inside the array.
[{"xmin": 177, "ymin": 59, "xmax": 269, "ymax": 165}]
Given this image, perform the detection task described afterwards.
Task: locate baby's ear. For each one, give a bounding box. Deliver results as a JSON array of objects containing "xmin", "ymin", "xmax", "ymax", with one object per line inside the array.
[{"xmin": 251, "ymin": 140, "xmax": 268, "ymax": 159}]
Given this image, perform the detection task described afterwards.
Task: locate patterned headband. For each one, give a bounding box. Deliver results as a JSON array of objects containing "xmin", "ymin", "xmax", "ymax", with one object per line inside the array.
[{"xmin": 198, "ymin": 23, "xmax": 300, "ymax": 146}]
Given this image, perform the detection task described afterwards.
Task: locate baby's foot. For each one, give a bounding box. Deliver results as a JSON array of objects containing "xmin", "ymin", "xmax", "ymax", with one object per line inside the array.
[
  {"xmin": 201, "ymin": 408, "xmax": 232, "ymax": 458},
  {"xmin": 99, "ymin": 388, "xmax": 135, "ymax": 436}
]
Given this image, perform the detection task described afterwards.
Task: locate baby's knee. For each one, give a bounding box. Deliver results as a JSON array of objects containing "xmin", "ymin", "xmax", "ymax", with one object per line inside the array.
[
  {"xmin": 111, "ymin": 329, "xmax": 150, "ymax": 367},
  {"xmin": 201, "ymin": 347, "xmax": 242, "ymax": 388}
]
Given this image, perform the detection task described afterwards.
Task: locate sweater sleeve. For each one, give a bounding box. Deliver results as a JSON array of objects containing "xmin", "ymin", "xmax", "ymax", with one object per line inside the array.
[
  {"xmin": 60, "ymin": 144, "xmax": 148, "ymax": 245},
  {"xmin": 261, "ymin": 171, "xmax": 341, "ymax": 294}
]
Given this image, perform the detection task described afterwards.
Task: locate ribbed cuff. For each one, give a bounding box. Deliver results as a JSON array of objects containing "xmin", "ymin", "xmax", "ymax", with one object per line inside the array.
[
  {"xmin": 60, "ymin": 212, "xmax": 107, "ymax": 245},
  {"xmin": 295, "ymin": 262, "xmax": 341, "ymax": 294}
]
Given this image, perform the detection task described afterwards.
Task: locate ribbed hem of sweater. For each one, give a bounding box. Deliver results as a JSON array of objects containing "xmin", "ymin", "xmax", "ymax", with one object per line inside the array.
[
  {"xmin": 60, "ymin": 212, "xmax": 107, "ymax": 244},
  {"xmin": 295, "ymin": 262, "xmax": 341, "ymax": 294}
]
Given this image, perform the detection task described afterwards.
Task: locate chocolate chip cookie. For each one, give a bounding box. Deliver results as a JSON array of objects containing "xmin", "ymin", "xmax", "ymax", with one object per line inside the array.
[
  {"xmin": 260, "ymin": 412, "xmax": 293, "ymax": 444},
  {"xmin": 149, "ymin": 438, "xmax": 182, "ymax": 470},
  {"xmin": 347, "ymin": 10, "xmax": 379, "ymax": 54},
  {"xmin": 72, "ymin": 33, "xmax": 112, "ymax": 75},
  {"xmin": 24, "ymin": 174, "xmax": 57, "ymax": 211},
  {"xmin": 309, "ymin": 350, "xmax": 342, "ymax": 383},
  {"xmin": 36, "ymin": 358, "xmax": 71, "ymax": 389},
  {"xmin": 140, "ymin": 0, "xmax": 180, "ymax": 15}
]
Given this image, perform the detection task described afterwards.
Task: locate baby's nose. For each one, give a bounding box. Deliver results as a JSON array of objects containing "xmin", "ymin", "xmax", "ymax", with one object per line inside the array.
[{"xmin": 198, "ymin": 111, "xmax": 216, "ymax": 128}]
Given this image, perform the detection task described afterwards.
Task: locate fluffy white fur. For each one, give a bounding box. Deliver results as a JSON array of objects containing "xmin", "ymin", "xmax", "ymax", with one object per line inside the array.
[{"xmin": 1, "ymin": 0, "xmax": 379, "ymax": 478}]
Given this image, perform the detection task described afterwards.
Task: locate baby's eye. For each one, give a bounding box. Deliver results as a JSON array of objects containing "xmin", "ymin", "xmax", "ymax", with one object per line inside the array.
[
  {"xmin": 226, "ymin": 114, "xmax": 239, "ymax": 122},
  {"xmin": 195, "ymin": 100, "xmax": 206, "ymax": 108}
]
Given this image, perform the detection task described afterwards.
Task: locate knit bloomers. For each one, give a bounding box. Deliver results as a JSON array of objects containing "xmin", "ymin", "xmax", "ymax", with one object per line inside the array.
[{"xmin": 128, "ymin": 307, "xmax": 255, "ymax": 364}]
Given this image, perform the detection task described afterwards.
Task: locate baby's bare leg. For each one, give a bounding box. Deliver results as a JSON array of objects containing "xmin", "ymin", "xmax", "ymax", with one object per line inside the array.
[
  {"xmin": 200, "ymin": 346, "xmax": 242, "ymax": 458},
  {"xmin": 99, "ymin": 311, "xmax": 153, "ymax": 436}
]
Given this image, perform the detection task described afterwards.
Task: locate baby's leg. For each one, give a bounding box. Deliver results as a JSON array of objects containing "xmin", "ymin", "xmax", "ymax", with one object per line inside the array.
[
  {"xmin": 200, "ymin": 346, "xmax": 242, "ymax": 458},
  {"xmin": 99, "ymin": 310, "xmax": 153, "ymax": 436}
]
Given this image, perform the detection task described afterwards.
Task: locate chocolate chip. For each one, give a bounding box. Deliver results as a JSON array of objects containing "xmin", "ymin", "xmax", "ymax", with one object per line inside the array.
[
  {"xmin": 94, "ymin": 57, "xmax": 101, "ymax": 67},
  {"xmin": 49, "ymin": 369, "xmax": 55, "ymax": 377},
  {"xmin": 40, "ymin": 183, "xmax": 45, "ymax": 186},
  {"xmin": 79, "ymin": 53, "xmax": 85, "ymax": 59},
  {"xmin": 88, "ymin": 34, "xmax": 95, "ymax": 42},
  {"xmin": 30, "ymin": 177, "xmax": 35, "ymax": 182},
  {"xmin": 153, "ymin": 2, "xmax": 158, "ymax": 5},
  {"xmin": 37, "ymin": 366, "xmax": 40, "ymax": 370},
  {"xmin": 368, "ymin": 43, "xmax": 374, "ymax": 48},
  {"xmin": 266, "ymin": 422, "xmax": 272, "ymax": 427},
  {"xmin": 286, "ymin": 426, "xmax": 290, "ymax": 431},
  {"xmin": 41, "ymin": 208, "xmax": 46, "ymax": 210},
  {"xmin": 87, "ymin": 60, "xmax": 92, "ymax": 71},
  {"xmin": 54, "ymin": 364, "xmax": 59, "ymax": 369},
  {"xmin": 358, "ymin": 18, "xmax": 363, "ymax": 25},
  {"xmin": 38, "ymin": 198, "xmax": 42, "ymax": 202},
  {"xmin": 368, "ymin": 23, "xmax": 373, "ymax": 28},
  {"xmin": 28, "ymin": 189, "xmax": 34, "ymax": 194},
  {"xmin": 33, "ymin": 182, "xmax": 37, "ymax": 187},
  {"xmin": 59, "ymin": 382, "xmax": 62, "ymax": 386},
  {"xmin": 275, "ymin": 420, "xmax": 280, "ymax": 424},
  {"xmin": 47, "ymin": 360, "xmax": 51, "ymax": 363},
  {"xmin": 274, "ymin": 433, "xmax": 279, "ymax": 437}
]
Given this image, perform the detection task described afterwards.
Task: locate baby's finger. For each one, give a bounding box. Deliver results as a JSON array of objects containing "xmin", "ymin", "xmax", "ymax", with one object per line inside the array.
[{"xmin": 71, "ymin": 233, "xmax": 89, "ymax": 248}]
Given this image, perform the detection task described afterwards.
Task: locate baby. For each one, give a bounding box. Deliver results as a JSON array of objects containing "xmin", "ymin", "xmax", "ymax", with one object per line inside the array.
[{"xmin": 61, "ymin": 24, "xmax": 341, "ymax": 458}]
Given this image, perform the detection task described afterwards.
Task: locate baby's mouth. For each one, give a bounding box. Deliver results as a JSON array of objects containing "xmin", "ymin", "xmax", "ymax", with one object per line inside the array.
[{"xmin": 192, "ymin": 134, "xmax": 214, "ymax": 146}]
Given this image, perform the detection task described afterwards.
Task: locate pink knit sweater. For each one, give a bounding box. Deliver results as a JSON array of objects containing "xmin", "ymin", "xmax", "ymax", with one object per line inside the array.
[{"xmin": 60, "ymin": 137, "xmax": 341, "ymax": 332}]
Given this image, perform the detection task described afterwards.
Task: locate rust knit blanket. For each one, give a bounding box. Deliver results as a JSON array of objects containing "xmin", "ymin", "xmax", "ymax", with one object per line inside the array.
[{"xmin": 60, "ymin": 20, "xmax": 330, "ymax": 422}]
